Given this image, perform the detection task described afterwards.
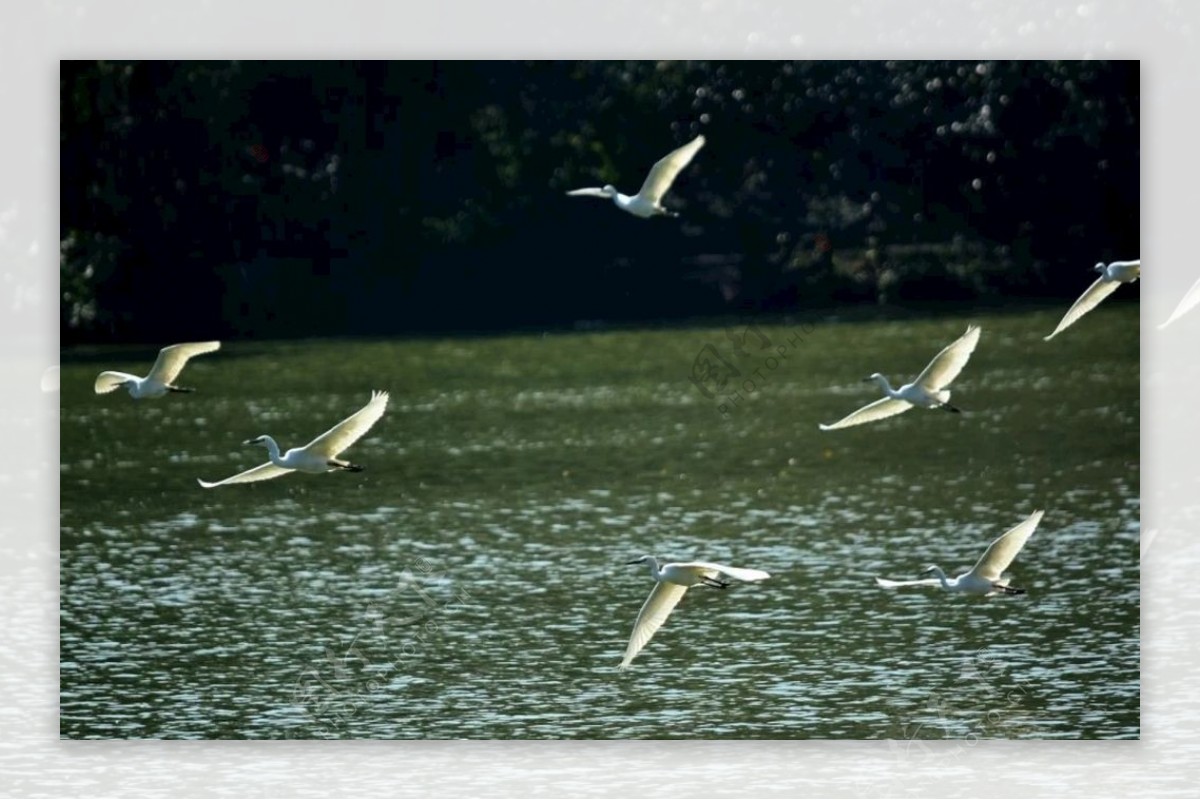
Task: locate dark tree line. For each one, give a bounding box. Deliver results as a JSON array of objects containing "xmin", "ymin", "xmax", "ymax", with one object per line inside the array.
[{"xmin": 60, "ymin": 60, "xmax": 1139, "ymax": 344}]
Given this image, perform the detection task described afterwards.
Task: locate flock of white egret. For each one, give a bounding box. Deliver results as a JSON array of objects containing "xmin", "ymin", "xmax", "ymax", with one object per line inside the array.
[
  {"xmin": 197, "ymin": 391, "xmax": 391, "ymax": 488},
  {"xmin": 87, "ymin": 133, "xmax": 1152, "ymax": 669},
  {"xmin": 91, "ymin": 342, "xmax": 392, "ymax": 486},
  {"xmin": 567, "ymin": 134, "xmax": 707, "ymax": 219},
  {"xmin": 1044, "ymin": 260, "xmax": 1141, "ymax": 341},
  {"xmin": 93, "ymin": 341, "xmax": 222, "ymax": 399},
  {"xmin": 874, "ymin": 510, "xmax": 1045, "ymax": 596},
  {"xmin": 818, "ymin": 324, "xmax": 980, "ymax": 431},
  {"xmin": 621, "ymin": 556, "xmax": 770, "ymax": 669}
]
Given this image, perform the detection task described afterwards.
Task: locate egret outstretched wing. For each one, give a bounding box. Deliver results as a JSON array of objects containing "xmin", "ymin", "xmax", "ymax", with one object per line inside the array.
[
  {"xmin": 968, "ymin": 509, "xmax": 1044, "ymax": 581},
  {"xmin": 1160, "ymin": 276, "xmax": 1200, "ymax": 329},
  {"xmin": 197, "ymin": 461, "xmax": 294, "ymax": 489},
  {"xmin": 914, "ymin": 325, "xmax": 982, "ymax": 391},
  {"xmin": 146, "ymin": 341, "xmax": 222, "ymax": 385},
  {"xmin": 303, "ymin": 391, "xmax": 390, "ymax": 459},
  {"xmin": 875, "ymin": 576, "xmax": 943, "ymax": 589},
  {"xmin": 94, "ymin": 370, "xmax": 139, "ymax": 395},
  {"xmin": 684, "ymin": 562, "xmax": 771, "ymax": 583},
  {"xmin": 1044, "ymin": 278, "xmax": 1122, "ymax": 340},
  {"xmin": 819, "ymin": 397, "xmax": 913, "ymax": 431},
  {"xmin": 565, "ymin": 187, "xmax": 610, "ymax": 198},
  {"xmin": 636, "ymin": 134, "xmax": 706, "ymax": 204},
  {"xmin": 620, "ymin": 581, "xmax": 688, "ymax": 669}
]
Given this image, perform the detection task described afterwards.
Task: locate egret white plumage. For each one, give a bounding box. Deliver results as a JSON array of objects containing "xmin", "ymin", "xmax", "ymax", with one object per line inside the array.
[
  {"xmin": 94, "ymin": 341, "xmax": 221, "ymax": 399},
  {"xmin": 1159, "ymin": 275, "xmax": 1200, "ymax": 329},
  {"xmin": 819, "ymin": 325, "xmax": 981, "ymax": 431},
  {"xmin": 198, "ymin": 390, "xmax": 389, "ymax": 488},
  {"xmin": 1045, "ymin": 260, "xmax": 1140, "ymax": 340},
  {"xmin": 875, "ymin": 509, "xmax": 1044, "ymax": 596},
  {"xmin": 620, "ymin": 555, "xmax": 770, "ymax": 669},
  {"xmin": 566, "ymin": 134, "xmax": 705, "ymax": 218}
]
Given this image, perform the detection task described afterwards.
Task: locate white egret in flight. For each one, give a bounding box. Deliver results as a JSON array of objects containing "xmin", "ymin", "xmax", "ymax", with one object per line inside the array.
[
  {"xmin": 94, "ymin": 341, "xmax": 221, "ymax": 399},
  {"xmin": 1159, "ymin": 275, "xmax": 1200, "ymax": 329},
  {"xmin": 819, "ymin": 325, "xmax": 981, "ymax": 431},
  {"xmin": 198, "ymin": 390, "xmax": 389, "ymax": 488},
  {"xmin": 620, "ymin": 555, "xmax": 770, "ymax": 669},
  {"xmin": 1044, "ymin": 259, "xmax": 1140, "ymax": 340},
  {"xmin": 875, "ymin": 509, "xmax": 1044, "ymax": 596},
  {"xmin": 566, "ymin": 134, "xmax": 705, "ymax": 218}
]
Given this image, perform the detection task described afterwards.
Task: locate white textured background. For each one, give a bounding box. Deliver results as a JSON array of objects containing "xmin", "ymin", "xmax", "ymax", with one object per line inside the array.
[{"xmin": 3, "ymin": 1, "xmax": 1196, "ymax": 795}]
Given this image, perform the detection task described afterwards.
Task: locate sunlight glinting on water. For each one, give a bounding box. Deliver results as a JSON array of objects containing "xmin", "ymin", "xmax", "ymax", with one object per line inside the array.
[{"xmin": 60, "ymin": 311, "xmax": 1138, "ymax": 739}]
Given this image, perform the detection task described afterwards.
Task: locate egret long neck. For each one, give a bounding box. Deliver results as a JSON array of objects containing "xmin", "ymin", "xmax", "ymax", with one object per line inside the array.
[
  {"xmin": 261, "ymin": 436, "xmax": 283, "ymax": 464},
  {"xmin": 929, "ymin": 566, "xmax": 951, "ymax": 590},
  {"xmin": 871, "ymin": 374, "xmax": 896, "ymax": 395},
  {"xmin": 643, "ymin": 558, "xmax": 663, "ymax": 581}
]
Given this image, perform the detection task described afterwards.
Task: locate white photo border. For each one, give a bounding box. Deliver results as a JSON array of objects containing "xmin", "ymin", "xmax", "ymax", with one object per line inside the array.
[{"xmin": 6, "ymin": 1, "xmax": 1194, "ymax": 795}]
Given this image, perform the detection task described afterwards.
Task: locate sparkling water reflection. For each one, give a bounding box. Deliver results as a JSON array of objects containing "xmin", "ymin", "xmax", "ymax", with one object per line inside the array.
[{"xmin": 60, "ymin": 309, "xmax": 1139, "ymax": 739}]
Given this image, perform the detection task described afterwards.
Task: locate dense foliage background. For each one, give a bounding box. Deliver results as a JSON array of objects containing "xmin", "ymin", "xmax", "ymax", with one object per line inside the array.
[{"xmin": 60, "ymin": 60, "xmax": 1139, "ymax": 344}]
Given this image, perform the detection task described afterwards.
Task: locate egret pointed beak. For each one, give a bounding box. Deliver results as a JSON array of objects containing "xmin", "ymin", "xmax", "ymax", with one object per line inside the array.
[
  {"xmin": 242, "ymin": 438, "xmax": 259, "ymax": 445},
  {"xmin": 861, "ymin": 376, "xmax": 875, "ymax": 383},
  {"xmin": 626, "ymin": 558, "xmax": 645, "ymax": 565},
  {"xmin": 921, "ymin": 565, "xmax": 937, "ymax": 575}
]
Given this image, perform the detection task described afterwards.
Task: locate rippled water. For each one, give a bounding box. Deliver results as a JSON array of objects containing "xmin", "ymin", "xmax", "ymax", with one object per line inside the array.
[{"xmin": 59, "ymin": 307, "xmax": 1139, "ymax": 739}]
